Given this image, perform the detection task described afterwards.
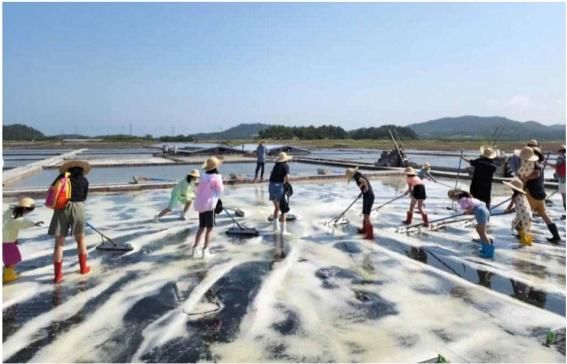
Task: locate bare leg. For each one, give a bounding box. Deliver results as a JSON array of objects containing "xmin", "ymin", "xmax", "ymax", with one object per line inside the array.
[
  {"xmin": 158, "ymin": 208, "xmax": 172, "ymax": 218},
  {"xmin": 417, "ymin": 200, "xmax": 425, "ymax": 215},
  {"xmin": 475, "ymin": 223, "xmax": 490, "ymax": 243},
  {"xmin": 279, "ymin": 213, "xmax": 286, "ymax": 223},
  {"xmin": 193, "ymin": 227, "xmax": 204, "ymax": 248},
  {"xmin": 272, "ymin": 200, "xmax": 280, "ymax": 220},
  {"xmin": 54, "ymin": 236, "xmax": 65, "ymax": 262},
  {"xmin": 183, "ymin": 201, "xmax": 192, "ymax": 214},
  {"xmin": 540, "ymin": 210, "xmax": 553, "ymax": 225},
  {"xmin": 408, "ymin": 198, "xmax": 417, "ymax": 214},
  {"xmin": 203, "ymin": 227, "xmax": 214, "ymax": 249},
  {"xmin": 75, "ymin": 233, "xmax": 87, "ymax": 255}
]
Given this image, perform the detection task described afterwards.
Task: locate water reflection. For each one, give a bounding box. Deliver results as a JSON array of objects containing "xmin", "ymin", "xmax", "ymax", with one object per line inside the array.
[{"xmin": 510, "ymin": 280, "xmax": 547, "ymax": 309}]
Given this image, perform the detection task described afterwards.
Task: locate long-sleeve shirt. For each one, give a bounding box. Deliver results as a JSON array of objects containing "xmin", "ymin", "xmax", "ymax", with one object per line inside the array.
[
  {"xmin": 256, "ymin": 145, "xmax": 267, "ymax": 163},
  {"xmin": 172, "ymin": 178, "xmax": 196, "ymax": 203},
  {"xmin": 194, "ymin": 173, "xmax": 224, "ymax": 212},
  {"xmin": 3, "ymin": 209, "xmax": 34, "ymax": 242}
]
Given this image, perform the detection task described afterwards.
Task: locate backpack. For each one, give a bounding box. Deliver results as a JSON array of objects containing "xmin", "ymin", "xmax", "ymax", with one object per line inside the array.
[{"xmin": 45, "ymin": 173, "xmax": 72, "ymax": 210}]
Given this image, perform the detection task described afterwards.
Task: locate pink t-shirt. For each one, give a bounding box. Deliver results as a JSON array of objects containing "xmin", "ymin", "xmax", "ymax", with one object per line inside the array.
[
  {"xmin": 458, "ymin": 197, "xmax": 483, "ymax": 211},
  {"xmin": 406, "ymin": 175, "xmax": 423, "ymax": 189},
  {"xmin": 194, "ymin": 173, "xmax": 224, "ymax": 212}
]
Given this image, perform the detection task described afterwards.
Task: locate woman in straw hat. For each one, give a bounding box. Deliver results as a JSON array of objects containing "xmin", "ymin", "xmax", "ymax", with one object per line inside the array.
[
  {"xmin": 48, "ymin": 160, "xmax": 92, "ymax": 283},
  {"xmin": 192, "ymin": 156, "xmax": 224, "ymax": 259},
  {"xmin": 503, "ymin": 178, "xmax": 533, "ymax": 247},
  {"xmin": 401, "ymin": 167, "xmax": 429, "ymax": 227},
  {"xmin": 3, "ymin": 197, "xmax": 44, "ymax": 283},
  {"xmin": 154, "ymin": 169, "xmax": 200, "ymax": 223},
  {"xmin": 345, "ymin": 167, "xmax": 375, "ymax": 240},
  {"xmin": 547, "ymin": 144, "xmax": 566, "ymax": 219},
  {"xmin": 269, "ymin": 152, "xmax": 292, "ymax": 233},
  {"xmin": 253, "ymin": 140, "xmax": 268, "ymax": 183},
  {"xmin": 461, "ymin": 145, "xmax": 497, "ymax": 209},
  {"xmin": 447, "ymin": 189, "xmax": 494, "ymax": 258}
]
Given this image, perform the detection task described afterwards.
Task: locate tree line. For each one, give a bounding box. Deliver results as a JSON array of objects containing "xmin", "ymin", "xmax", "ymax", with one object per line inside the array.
[{"xmin": 258, "ymin": 124, "xmax": 418, "ymax": 140}]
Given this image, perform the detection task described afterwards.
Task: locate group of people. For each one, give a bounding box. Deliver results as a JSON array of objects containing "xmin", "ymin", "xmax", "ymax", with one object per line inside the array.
[{"xmin": 3, "ymin": 140, "xmax": 564, "ymax": 284}]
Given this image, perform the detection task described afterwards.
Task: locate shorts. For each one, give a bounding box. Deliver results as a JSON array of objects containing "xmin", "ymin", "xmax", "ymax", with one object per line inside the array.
[
  {"xmin": 526, "ymin": 191, "xmax": 546, "ymax": 216},
  {"xmin": 199, "ymin": 210, "xmax": 214, "ymax": 228},
  {"xmin": 362, "ymin": 194, "xmax": 375, "ymax": 215},
  {"xmin": 411, "ymin": 185, "xmax": 427, "ymax": 200},
  {"xmin": 559, "ymin": 178, "xmax": 566, "ymax": 194},
  {"xmin": 3, "ymin": 242, "xmax": 21, "ymax": 266},
  {"xmin": 269, "ymin": 182, "xmax": 284, "ymax": 201},
  {"xmin": 473, "ymin": 205, "xmax": 490, "ymax": 225},
  {"xmin": 48, "ymin": 202, "xmax": 86, "ymax": 237}
]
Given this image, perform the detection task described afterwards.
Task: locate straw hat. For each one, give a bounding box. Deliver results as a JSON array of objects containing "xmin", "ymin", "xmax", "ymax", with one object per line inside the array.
[
  {"xmin": 519, "ymin": 146, "xmax": 539, "ymax": 162},
  {"xmin": 187, "ymin": 169, "xmax": 200, "ymax": 178},
  {"xmin": 59, "ymin": 160, "xmax": 92, "ymax": 175},
  {"xmin": 447, "ymin": 189, "xmax": 466, "ymax": 200},
  {"xmin": 503, "ymin": 178, "xmax": 526, "ymax": 195},
  {"xmin": 559, "ymin": 144, "xmax": 566, "ymax": 152},
  {"xmin": 479, "ymin": 145, "xmax": 497, "ymax": 159},
  {"xmin": 404, "ymin": 167, "xmax": 417, "ymax": 176},
  {"xmin": 202, "ymin": 156, "xmax": 223, "ymax": 171},
  {"xmin": 527, "ymin": 139, "xmax": 539, "ymax": 147},
  {"xmin": 423, "ymin": 162, "xmax": 431, "ymax": 170},
  {"xmin": 275, "ymin": 152, "xmax": 293, "ymax": 163},
  {"xmin": 15, "ymin": 197, "xmax": 36, "ymax": 208},
  {"xmin": 345, "ymin": 167, "xmax": 359, "ymax": 182},
  {"xmin": 259, "ymin": 140, "xmax": 266, "ymax": 145}
]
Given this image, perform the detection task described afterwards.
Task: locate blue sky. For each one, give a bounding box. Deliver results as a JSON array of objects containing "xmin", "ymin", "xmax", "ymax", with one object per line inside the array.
[{"xmin": 3, "ymin": 2, "xmax": 565, "ymax": 136}]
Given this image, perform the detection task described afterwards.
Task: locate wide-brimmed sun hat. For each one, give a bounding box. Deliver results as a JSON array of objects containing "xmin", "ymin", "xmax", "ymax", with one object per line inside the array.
[
  {"xmin": 447, "ymin": 189, "xmax": 466, "ymax": 200},
  {"xmin": 202, "ymin": 156, "xmax": 223, "ymax": 171},
  {"xmin": 259, "ymin": 140, "xmax": 266, "ymax": 145},
  {"xmin": 14, "ymin": 197, "xmax": 36, "ymax": 208},
  {"xmin": 479, "ymin": 145, "xmax": 497, "ymax": 159},
  {"xmin": 519, "ymin": 146, "xmax": 539, "ymax": 162},
  {"xmin": 345, "ymin": 167, "xmax": 359, "ymax": 182},
  {"xmin": 527, "ymin": 139, "xmax": 539, "ymax": 147},
  {"xmin": 59, "ymin": 160, "xmax": 92, "ymax": 175},
  {"xmin": 503, "ymin": 178, "xmax": 526, "ymax": 195},
  {"xmin": 423, "ymin": 162, "xmax": 431, "ymax": 170},
  {"xmin": 405, "ymin": 167, "xmax": 417, "ymax": 175},
  {"xmin": 559, "ymin": 144, "xmax": 566, "ymax": 152},
  {"xmin": 275, "ymin": 152, "xmax": 293, "ymax": 163},
  {"xmin": 187, "ymin": 169, "xmax": 200, "ymax": 178}
]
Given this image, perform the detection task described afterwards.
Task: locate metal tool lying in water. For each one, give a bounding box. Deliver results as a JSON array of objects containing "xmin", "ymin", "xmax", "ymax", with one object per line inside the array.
[
  {"xmin": 224, "ymin": 209, "xmax": 259, "ymax": 237},
  {"xmin": 87, "ymin": 222, "xmax": 134, "ymax": 251}
]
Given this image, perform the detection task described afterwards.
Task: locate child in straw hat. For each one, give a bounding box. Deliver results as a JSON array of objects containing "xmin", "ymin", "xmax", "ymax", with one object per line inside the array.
[
  {"xmin": 448, "ymin": 189, "xmax": 494, "ymax": 258},
  {"xmin": 345, "ymin": 167, "xmax": 375, "ymax": 240},
  {"xmin": 154, "ymin": 169, "xmax": 200, "ymax": 222},
  {"xmin": 504, "ymin": 178, "xmax": 533, "ymax": 246},
  {"xmin": 48, "ymin": 160, "xmax": 92, "ymax": 283},
  {"xmin": 401, "ymin": 167, "xmax": 429, "ymax": 227},
  {"xmin": 269, "ymin": 152, "xmax": 292, "ymax": 233},
  {"xmin": 192, "ymin": 156, "xmax": 224, "ymax": 259},
  {"xmin": 417, "ymin": 162, "xmax": 437, "ymax": 183},
  {"xmin": 3, "ymin": 197, "xmax": 44, "ymax": 283},
  {"xmin": 517, "ymin": 146, "xmax": 538, "ymax": 182},
  {"xmin": 462, "ymin": 145, "xmax": 497, "ymax": 209}
]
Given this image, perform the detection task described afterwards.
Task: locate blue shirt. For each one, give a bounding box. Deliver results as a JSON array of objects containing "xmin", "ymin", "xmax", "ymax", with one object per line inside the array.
[{"xmin": 256, "ymin": 145, "xmax": 267, "ymax": 162}]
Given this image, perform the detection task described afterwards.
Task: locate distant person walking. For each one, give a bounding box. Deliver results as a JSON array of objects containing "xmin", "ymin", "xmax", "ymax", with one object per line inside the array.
[
  {"xmin": 253, "ymin": 140, "xmax": 268, "ymax": 183},
  {"xmin": 548, "ymin": 144, "xmax": 566, "ymax": 219},
  {"xmin": 48, "ymin": 160, "xmax": 92, "ymax": 283},
  {"xmin": 462, "ymin": 145, "xmax": 497, "ymax": 209}
]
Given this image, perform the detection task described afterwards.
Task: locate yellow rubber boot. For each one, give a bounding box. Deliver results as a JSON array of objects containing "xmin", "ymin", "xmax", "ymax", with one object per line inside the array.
[
  {"xmin": 3, "ymin": 267, "xmax": 18, "ymax": 283},
  {"xmin": 519, "ymin": 230, "xmax": 533, "ymax": 247}
]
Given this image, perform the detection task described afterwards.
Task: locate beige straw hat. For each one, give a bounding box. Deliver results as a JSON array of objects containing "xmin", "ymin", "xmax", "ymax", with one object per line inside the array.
[
  {"xmin": 275, "ymin": 152, "xmax": 293, "ymax": 163},
  {"xmin": 519, "ymin": 146, "xmax": 539, "ymax": 162},
  {"xmin": 423, "ymin": 162, "xmax": 431, "ymax": 170},
  {"xmin": 345, "ymin": 167, "xmax": 359, "ymax": 182},
  {"xmin": 502, "ymin": 178, "xmax": 526, "ymax": 195},
  {"xmin": 59, "ymin": 160, "xmax": 92, "ymax": 175},
  {"xmin": 187, "ymin": 169, "xmax": 200, "ymax": 178},
  {"xmin": 404, "ymin": 167, "xmax": 417, "ymax": 176},
  {"xmin": 479, "ymin": 145, "xmax": 497, "ymax": 159},
  {"xmin": 259, "ymin": 140, "xmax": 266, "ymax": 145},
  {"xmin": 15, "ymin": 197, "xmax": 36, "ymax": 208},
  {"xmin": 447, "ymin": 189, "xmax": 466, "ymax": 200},
  {"xmin": 202, "ymin": 156, "xmax": 223, "ymax": 171},
  {"xmin": 527, "ymin": 139, "xmax": 539, "ymax": 147},
  {"xmin": 559, "ymin": 144, "xmax": 566, "ymax": 152}
]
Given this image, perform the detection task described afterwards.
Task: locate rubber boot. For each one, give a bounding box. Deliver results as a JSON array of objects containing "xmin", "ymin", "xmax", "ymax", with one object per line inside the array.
[
  {"xmin": 421, "ymin": 213, "xmax": 429, "ymax": 228},
  {"xmin": 519, "ymin": 229, "xmax": 533, "ymax": 247},
  {"xmin": 3, "ymin": 267, "xmax": 18, "ymax": 283},
  {"xmin": 53, "ymin": 261, "xmax": 63, "ymax": 284},
  {"xmin": 357, "ymin": 219, "xmax": 365, "ymax": 234},
  {"xmin": 280, "ymin": 221, "xmax": 288, "ymax": 235},
  {"xmin": 547, "ymin": 224, "xmax": 561, "ymax": 243},
  {"xmin": 79, "ymin": 254, "xmax": 91, "ymax": 275},
  {"xmin": 364, "ymin": 221, "xmax": 374, "ymax": 240},
  {"xmin": 479, "ymin": 242, "xmax": 495, "ymax": 259},
  {"xmin": 272, "ymin": 219, "xmax": 279, "ymax": 232},
  {"xmin": 402, "ymin": 211, "xmax": 413, "ymax": 225}
]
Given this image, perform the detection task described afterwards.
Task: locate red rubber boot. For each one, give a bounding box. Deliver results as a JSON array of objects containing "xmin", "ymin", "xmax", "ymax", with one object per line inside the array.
[
  {"xmin": 357, "ymin": 219, "xmax": 366, "ymax": 234},
  {"xmin": 365, "ymin": 220, "xmax": 374, "ymax": 240},
  {"xmin": 79, "ymin": 254, "xmax": 91, "ymax": 275},
  {"xmin": 53, "ymin": 261, "xmax": 63, "ymax": 283},
  {"xmin": 402, "ymin": 211, "xmax": 413, "ymax": 225},
  {"xmin": 421, "ymin": 213, "xmax": 429, "ymax": 228}
]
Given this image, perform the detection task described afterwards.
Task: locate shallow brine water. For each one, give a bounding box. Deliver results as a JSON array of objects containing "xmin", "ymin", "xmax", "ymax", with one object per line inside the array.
[{"xmin": 2, "ymin": 176, "xmax": 565, "ymax": 362}]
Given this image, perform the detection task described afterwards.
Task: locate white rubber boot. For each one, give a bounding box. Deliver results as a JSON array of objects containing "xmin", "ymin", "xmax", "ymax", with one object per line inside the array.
[
  {"xmin": 179, "ymin": 212, "xmax": 187, "ymax": 221},
  {"xmin": 280, "ymin": 221, "xmax": 288, "ymax": 235}
]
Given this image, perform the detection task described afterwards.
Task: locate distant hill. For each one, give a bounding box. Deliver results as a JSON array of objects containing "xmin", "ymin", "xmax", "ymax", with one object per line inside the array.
[
  {"xmin": 191, "ymin": 123, "xmax": 270, "ymax": 140},
  {"xmin": 3, "ymin": 124, "xmax": 45, "ymax": 140},
  {"xmin": 409, "ymin": 116, "xmax": 565, "ymax": 140}
]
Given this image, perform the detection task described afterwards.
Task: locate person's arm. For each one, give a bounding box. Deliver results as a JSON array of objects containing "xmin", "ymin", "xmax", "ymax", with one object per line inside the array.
[
  {"xmin": 426, "ymin": 171, "xmax": 437, "ymax": 182},
  {"xmin": 462, "ymin": 156, "xmax": 471, "ymax": 163},
  {"xmin": 358, "ymin": 178, "xmax": 369, "ymax": 193},
  {"xmin": 505, "ymin": 199, "xmax": 516, "ymax": 213},
  {"xmin": 13, "ymin": 218, "xmax": 35, "ymax": 230},
  {"xmin": 84, "ymin": 179, "xmax": 89, "ymax": 201},
  {"xmin": 525, "ymin": 167, "xmax": 541, "ymax": 182}
]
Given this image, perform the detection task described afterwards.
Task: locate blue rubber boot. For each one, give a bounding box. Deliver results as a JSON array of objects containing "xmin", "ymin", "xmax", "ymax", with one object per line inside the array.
[{"xmin": 479, "ymin": 242, "xmax": 495, "ymax": 259}]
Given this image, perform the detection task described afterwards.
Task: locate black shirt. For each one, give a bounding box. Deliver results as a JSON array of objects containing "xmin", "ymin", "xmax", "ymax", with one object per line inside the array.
[
  {"xmin": 70, "ymin": 175, "xmax": 89, "ymax": 202},
  {"xmin": 525, "ymin": 163, "xmax": 546, "ymax": 200},
  {"xmin": 470, "ymin": 158, "xmax": 496, "ymax": 186},
  {"xmin": 354, "ymin": 172, "xmax": 374, "ymax": 196},
  {"xmin": 269, "ymin": 162, "xmax": 289, "ymax": 183}
]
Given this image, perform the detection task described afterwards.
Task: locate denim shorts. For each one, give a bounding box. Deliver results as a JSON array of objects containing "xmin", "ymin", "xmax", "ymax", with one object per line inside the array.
[
  {"xmin": 474, "ymin": 205, "xmax": 490, "ymax": 225},
  {"xmin": 269, "ymin": 182, "xmax": 284, "ymax": 201}
]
